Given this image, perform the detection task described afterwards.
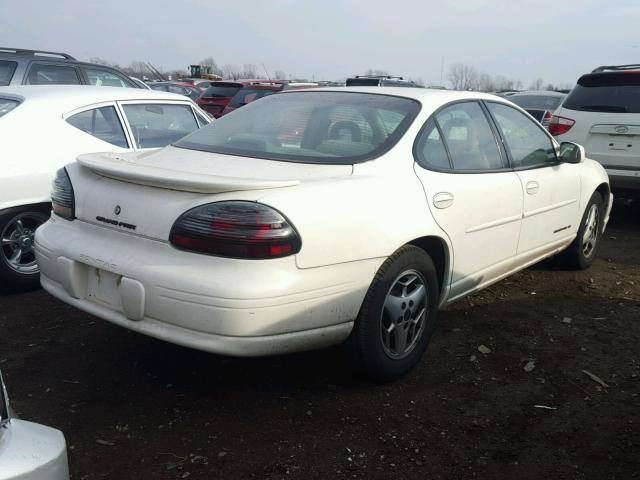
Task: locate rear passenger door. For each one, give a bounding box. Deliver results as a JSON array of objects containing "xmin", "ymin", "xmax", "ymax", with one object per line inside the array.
[
  {"xmin": 485, "ymin": 102, "xmax": 581, "ymax": 255},
  {"xmin": 413, "ymin": 101, "xmax": 523, "ymax": 300}
]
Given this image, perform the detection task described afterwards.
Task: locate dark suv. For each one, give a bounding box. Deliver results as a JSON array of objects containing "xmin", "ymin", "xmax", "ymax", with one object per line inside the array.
[{"xmin": 0, "ymin": 47, "xmax": 141, "ymax": 88}]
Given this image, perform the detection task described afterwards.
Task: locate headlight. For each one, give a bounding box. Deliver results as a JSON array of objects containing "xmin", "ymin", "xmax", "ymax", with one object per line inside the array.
[{"xmin": 51, "ymin": 168, "xmax": 75, "ymax": 220}]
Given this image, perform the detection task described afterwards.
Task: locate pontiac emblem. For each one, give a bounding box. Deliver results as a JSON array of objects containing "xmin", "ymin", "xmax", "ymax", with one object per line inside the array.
[{"xmin": 114, "ymin": 205, "xmax": 121, "ymax": 215}]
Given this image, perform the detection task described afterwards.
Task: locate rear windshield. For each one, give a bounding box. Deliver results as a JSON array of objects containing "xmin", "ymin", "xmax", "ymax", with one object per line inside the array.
[
  {"xmin": 175, "ymin": 91, "xmax": 421, "ymax": 164},
  {"xmin": 201, "ymin": 84, "xmax": 242, "ymax": 98},
  {"xmin": 228, "ymin": 88, "xmax": 278, "ymax": 108},
  {"xmin": 0, "ymin": 60, "xmax": 17, "ymax": 86},
  {"xmin": 0, "ymin": 98, "xmax": 20, "ymax": 118},
  {"xmin": 510, "ymin": 95, "xmax": 564, "ymax": 111},
  {"xmin": 563, "ymin": 73, "xmax": 640, "ymax": 113}
]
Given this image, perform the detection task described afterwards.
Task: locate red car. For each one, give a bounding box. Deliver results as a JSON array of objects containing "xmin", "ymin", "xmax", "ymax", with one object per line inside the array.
[
  {"xmin": 220, "ymin": 83, "xmax": 286, "ymax": 116},
  {"xmin": 197, "ymin": 80, "xmax": 287, "ymax": 118}
]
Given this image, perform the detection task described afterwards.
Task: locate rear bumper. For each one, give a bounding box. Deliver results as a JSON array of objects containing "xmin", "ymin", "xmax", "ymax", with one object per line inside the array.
[
  {"xmin": 606, "ymin": 168, "xmax": 640, "ymax": 197},
  {"xmin": 35, "ymin": 217, "xmax": 383, "ymax": 356},
  {"xmin": 0, "ymin": 420, "xmax": 69, "ymax": 480}
]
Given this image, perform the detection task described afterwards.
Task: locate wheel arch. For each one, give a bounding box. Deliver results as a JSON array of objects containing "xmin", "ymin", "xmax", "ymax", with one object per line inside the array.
[{"xmin": 407, "ymin": 235, "xmax": 450, "ymax": 298}]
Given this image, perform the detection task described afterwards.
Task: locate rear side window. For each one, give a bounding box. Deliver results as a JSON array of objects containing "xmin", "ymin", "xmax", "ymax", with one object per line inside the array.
[
  {"xmin": 67, "ymin": 106, "xmax": 128, "ymax": 148},
  {"xmin": 26, "ymin": 63, "xmax": 81, "ymax": 85},
  {"xmin": 0, "ymin": 60, "xmax": 17, "ymax": 86},
  {"xmin": 487, "ymin": 102, "xmax": 557, "ymax": 168},
  {"xmin": 229, "ymin": 88, "xmax": 277, "ymax": 108},
  {"xmin": 563, "ymin": 73, "xmax": 640, "ymax": 113},
  {"xmin": 0, "ymin": 99, "xmax": 20, "ymax": 118},
  {"xmin": 84, "ymin": 68, "xmax": 131, "ymax": 87},
  {"xmin": 415, "ymin": 119, "xmax": 451, "ymax": 169},
  {"xmin": 123, "ymin": 103, "xmax": 199, "ymax": 149},
  {"xmin": 434, "ymin": 102, "xmax": 503, "ymax": 170},
  {"xmin": 201, "ymin": 84, "xmax": 242, "ymax": 98}
]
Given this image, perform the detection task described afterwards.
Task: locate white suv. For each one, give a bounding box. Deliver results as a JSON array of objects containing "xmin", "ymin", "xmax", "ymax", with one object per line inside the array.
[{"xmin": 551, "ymin": 65, "xmax": 640, "ymax": 197}]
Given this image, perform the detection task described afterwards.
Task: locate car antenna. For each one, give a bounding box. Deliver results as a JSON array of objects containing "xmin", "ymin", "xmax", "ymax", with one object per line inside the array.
[{"xmin": 262, "ymin": 63, "xmax": 272, "ymax": 82}]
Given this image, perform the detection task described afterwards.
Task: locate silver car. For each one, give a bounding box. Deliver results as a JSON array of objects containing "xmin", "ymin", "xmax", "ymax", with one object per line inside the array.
[{"xmin": 0, "ymin": 370, "xmax": 69, "ymax": 480}]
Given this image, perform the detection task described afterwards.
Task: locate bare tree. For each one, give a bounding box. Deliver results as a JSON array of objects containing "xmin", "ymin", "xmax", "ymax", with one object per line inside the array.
[
  {"xmin": 448, "ymin": 63, "xmax": 479, "ymax": 90},
  {"xmin": 529, "ymin": 77, "xmax": 544, "ymax": 90},
  {"xmin": 363, "ymin": 69, "xmax": 390, "ymax": 77},
  {"xmin": 198, "ymin": 57, "xmax": 223, "ymax": 76},
  {"xmin": 241, "ymin": 63, "xmax": 257, "ymax": 78},
  {"xmin": 478, "ymin": 73, "xmax": 496, "ymax": 92},
  {"xmin": 274, "ymin": 70, "xmax": 287, "ymax": 80},
  {"xmin": 221, "ymin": 64, "xmax": 242, "ymax": 80}
]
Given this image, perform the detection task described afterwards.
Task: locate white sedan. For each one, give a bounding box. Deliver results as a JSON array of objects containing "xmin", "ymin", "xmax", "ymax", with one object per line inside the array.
[
  {"xmin": 0, "ymin": 86, "xmax": 210, "ymax": 292},
  {"xmin": 35, "ymin": 87, "xmax": 612, "ymax": 380}
]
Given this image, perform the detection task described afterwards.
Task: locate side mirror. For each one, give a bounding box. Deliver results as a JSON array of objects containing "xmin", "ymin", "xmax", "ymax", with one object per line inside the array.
[{"xmin": 559, "ymin": 142, "xmax": 585, "ymax": 164}]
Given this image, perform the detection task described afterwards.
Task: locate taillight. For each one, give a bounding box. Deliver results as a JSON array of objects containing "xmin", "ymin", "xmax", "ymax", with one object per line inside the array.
[
  {"xmin": 170, "ymin": 201, "xmax": 301, "ymax": 259},
  {"xmin": 541, "ymin": 110, "xmax": 553, "ymax": 129},
  {"xmin": 548, "ymin": 115, "xmax": 575, "ymax": 136},
  {"xmin": 51, "ymin": 168, "xmax": 75, "ymax": 220}
]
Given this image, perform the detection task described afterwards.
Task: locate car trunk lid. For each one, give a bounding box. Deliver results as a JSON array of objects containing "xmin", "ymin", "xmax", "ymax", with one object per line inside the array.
[{"xmin": 71, "ymin": 146, "xmax": 352, "ymax": 241}]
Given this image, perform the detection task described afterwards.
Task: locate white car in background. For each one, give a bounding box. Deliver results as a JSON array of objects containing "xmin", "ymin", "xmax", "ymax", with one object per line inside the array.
[
  {"xmin": 551, "ymin": 64, "xmax": 640, "ymax": 197},
  {"xmin": 0, "ymin": 370, "xmax": 69, "ymax": 480},
  {"xmin": 0, "ymin": 86, "xmax": 210, "ymax": 292},
  {"xmin": 35, "ymin": 88, "xmax": 611, "ymax": 380}
]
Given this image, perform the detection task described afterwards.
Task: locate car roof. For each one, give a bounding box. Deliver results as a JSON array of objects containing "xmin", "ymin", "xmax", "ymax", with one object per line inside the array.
[{"xmin": 0, "ymin": 85, "xmax": 192, "ymax": 105}]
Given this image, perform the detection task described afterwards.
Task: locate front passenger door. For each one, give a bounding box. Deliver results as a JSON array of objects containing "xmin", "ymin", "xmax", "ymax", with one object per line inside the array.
[{"xmin": 485, "ymin": 102, "xmax": 581, "ymax": 255}]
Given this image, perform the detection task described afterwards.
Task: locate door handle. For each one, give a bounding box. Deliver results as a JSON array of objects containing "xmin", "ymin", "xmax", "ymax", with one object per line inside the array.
[
  {"xmin": 433, "ymin": 192, "xmax": 454, "ymax": 209},
  {"xmin": 526, "ymin": 181, "xmax": 540, "ymax": 195}
]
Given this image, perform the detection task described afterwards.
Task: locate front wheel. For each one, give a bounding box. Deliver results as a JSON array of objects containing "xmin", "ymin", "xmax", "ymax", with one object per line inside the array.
[
  {"xmin": 561, "ymin": 192, "xmax": 604, "ymax": 270},
  {"xmin": 349, "ymin": 245, "xmax": 440, "ymax": 382},
  {"xmin": 0, "ymin": 205, "xmax": 51, "ymax": 293}
]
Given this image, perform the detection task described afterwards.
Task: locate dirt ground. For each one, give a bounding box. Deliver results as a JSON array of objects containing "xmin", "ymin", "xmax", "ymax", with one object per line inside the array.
[{"xmin": 1, "ymin": 200, "xmax": 638, "ymax": 480}]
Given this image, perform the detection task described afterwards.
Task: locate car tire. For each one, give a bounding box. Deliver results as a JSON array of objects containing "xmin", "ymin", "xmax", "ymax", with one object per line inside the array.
[
  {"xmin": 350, "ymin": 245, "xmax": 440, "ymax": 382},
  {"xmin": 0, "ymin": 204, "xmax": 51, "ymax": 293},
  {"xmin": 561, "ymin": 192, "xmax": 604, "ymax": 270}
]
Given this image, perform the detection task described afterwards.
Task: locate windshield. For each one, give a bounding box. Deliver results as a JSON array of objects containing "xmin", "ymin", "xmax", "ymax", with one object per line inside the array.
[
  {"xmin": 175, "ymin": 91, "xmax": 421, "ymax": 164},
  {"xmin": 0, "ymin": 60, "xmax": 17, "ymax": 86},
  {"xmin": 228, "ymin": 88, "xmax": 278, "ymax": 108},
  {"xmin": 510, "ymin": 94, "xmax": 564, "ymax": 110},
  {"xmin": 201, "ymin": 84, "xmax": 242, "ymax": 98},
  {"xmin": 0, "ymin": 98, "xmax": 20, "ymax": 118},
  {"xmin": 563, "ymin": 73, "xmax": 640, "ymax": 113}
]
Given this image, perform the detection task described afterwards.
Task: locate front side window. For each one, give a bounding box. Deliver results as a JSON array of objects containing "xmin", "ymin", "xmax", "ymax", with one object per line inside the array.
[
  {"xmin": 84, "ymin": 68, "xmax": 131, "ymax": 88},
  {"xmin": 175, "ymin": 92, "xmax": 420, "ymax": 164},
  {"xmin": 0, "ymin": 60, "xmax": 17, "ymax": 86},
  {"xmin": 487, "ymin": 102, "xmax": 557, "ymax": 168},
  {"xmin": 66, "ymin": 106, "xmax": 128, "ymax": 148},
  {"xmin": 434, "ymin": 102, "xmax": 503, "ymax": 170},
  {"xmin": 26, "ymin": 63, "xmax": 81, "ymax": 85},
  {"xmin": 123, "ymin": 103, "xmax": 199, "ymax": 149},
  {"xmin": 0, "ymin": 98, "xmax": 20, "ymax": 118}
]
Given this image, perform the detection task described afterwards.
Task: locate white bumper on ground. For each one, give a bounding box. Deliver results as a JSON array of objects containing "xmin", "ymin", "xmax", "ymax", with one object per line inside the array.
[
  {"xmin": 0, "ymin": 420, "xmax": 69, "ymax": 480},
  {"xmin": 35, "ymin": 216, "xmax": 384, "ymax": 356}
]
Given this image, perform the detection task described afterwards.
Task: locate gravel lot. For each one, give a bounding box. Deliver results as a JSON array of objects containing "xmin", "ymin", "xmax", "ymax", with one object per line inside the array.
[{"xmin": 1, "ymin": 200, "xmax": 638, "ymax": 480}]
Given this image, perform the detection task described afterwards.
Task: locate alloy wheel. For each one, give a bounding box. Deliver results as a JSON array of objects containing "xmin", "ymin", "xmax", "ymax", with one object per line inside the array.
[
  {"xmin": 581, "ymin": 204, "xmax": 600, "ymax": 258},
  {"xmin": 1, "ymin": 212, "xmax": 49, "ymax": 274},
  {"xmin": 380, "ymin": 269, "xmax": 428, "ymax": 359}
]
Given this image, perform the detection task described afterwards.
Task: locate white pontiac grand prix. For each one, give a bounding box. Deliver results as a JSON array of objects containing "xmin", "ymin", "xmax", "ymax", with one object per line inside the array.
[{"xmin": 35, "ymin": 87, "xmax": 612, "ymax": 380}]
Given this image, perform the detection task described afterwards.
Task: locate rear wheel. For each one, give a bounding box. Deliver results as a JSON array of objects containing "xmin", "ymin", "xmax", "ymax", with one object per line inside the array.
[
  {"xmin": 350, "ymin": 245, "xmax": 439, "ymax": 382},
  {"xmin": 0, "ymin": 205, "xmax": 50, "ymax": 293},
  {"xmin": 561, "ymin": 192, "xmax": 604, "ymax": 270}
]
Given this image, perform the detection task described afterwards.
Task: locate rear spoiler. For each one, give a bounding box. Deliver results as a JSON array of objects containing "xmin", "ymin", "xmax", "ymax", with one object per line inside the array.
[{"xmin": 77, "ymin": 153, "xmax": 299, "ymax": 194}]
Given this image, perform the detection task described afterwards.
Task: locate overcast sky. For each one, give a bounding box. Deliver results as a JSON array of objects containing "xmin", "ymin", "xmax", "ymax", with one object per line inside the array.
[{"xmin": 1, "ymin": 0, "xmax": 639, "ymax": 87}]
